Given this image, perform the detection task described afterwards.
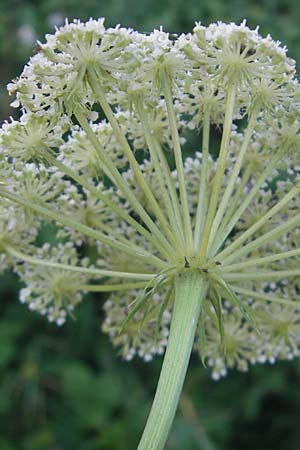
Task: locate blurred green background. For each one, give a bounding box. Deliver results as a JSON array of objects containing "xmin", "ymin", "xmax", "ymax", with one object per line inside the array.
[{"xmin": 1, "ymin": 1, "xmax": 300, "ymax": 449}]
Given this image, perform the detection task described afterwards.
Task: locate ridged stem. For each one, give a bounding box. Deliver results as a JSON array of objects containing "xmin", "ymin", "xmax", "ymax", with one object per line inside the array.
[{"xmin": 137, "ymin": 271, "xmax": 208, "ymax": 450}]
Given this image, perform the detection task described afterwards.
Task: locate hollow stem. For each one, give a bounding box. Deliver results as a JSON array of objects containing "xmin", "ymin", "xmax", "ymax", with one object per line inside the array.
[{"xmin": 137, "ymin": 270, "xmax": 208, "ymax": 450}]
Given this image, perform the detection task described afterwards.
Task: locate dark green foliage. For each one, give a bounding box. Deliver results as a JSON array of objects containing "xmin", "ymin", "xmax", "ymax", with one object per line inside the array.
[{"xmin": 1, "ymin": 1, "xmax": 300, "ymax": 449}]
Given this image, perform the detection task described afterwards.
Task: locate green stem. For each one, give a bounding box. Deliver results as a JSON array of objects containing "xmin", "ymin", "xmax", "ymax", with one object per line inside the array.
[
  {"xmin": 134, "ymin": 97, "xmax": 185, "ymax": 251},
  {"xmin": 75, "ymin": 108, "xmax": 177, "ymax": 260},
  {"xmin": 87, "ymin": 69, "xmax": 178, "ymax": 255},
  {"xmin": 197, "ymin": 83, "xmax": 236, "ymax": 260},
  {"xmin": 153, "ymin": 137, "xmax": 185, "ymax": 243},
  {"xmin": 219, "ymin": 210, "xmax": 300, "ymax": 266},
  {"xmin": 209, "ymin": 164, "xmax": 251, "ymax": 256},
  {"xmin": 215, "ymin": 184, "xmax": 300, "ymax": 263},
  {"xmin": 76, "ymin": 281, "xmax": 147, "ymax": 291},
  {"xmin": 229, "ymin": 285, "xmax": 298, "ymax": 307},
  {"xmin": 194, "ymin": 108, "xmax": 210, "ymax": 250},
  {"xmin": 220, "ymin": 248, "xmax": 300, "ymax": 272},
  {"xmin": 47, "ymin": 153, "xmax": 164, "ymax": 256},
  {"xmin": 162, "ymin": 71, "xmax": 194, "ymax": 254},
  {"xmin": 5, "ymin": 246, "xmax": 155, "ymax": 281},
  {"xmin": 137, "ymin": 271, "xmax": 208, "ymax": 450},
  {"xmin": 207, "ymin": 111, "xmax": 258, "ymax": 250},
  {"xmin": 0, "ymin": 188, "xmax": 165, "ymax": 269},
  {"xmin": 210, "ymin": 156, "xmax": 280, "ymax": 257},
  {"xmin": 224, "ymin": 269, "xmax": 300, "ymax": 281}
]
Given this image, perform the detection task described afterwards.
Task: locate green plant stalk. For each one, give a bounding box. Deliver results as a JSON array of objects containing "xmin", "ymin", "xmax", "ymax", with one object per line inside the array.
[
  {"xmin": 137, "ymin": 271, "xmax": 208, "ymax": 450},
  {"xmin": 221, "ymin": 248, "xmax": 300, "ymax": 272},
  {"xmin": 162, "ymin": 71, "xmax": 194, "ymax": 254},
  {"xmin": 134, "ymin": 97, "xmax": 185, "ymax": 250},
  {"xmin": 228, "ymin": 285, "xmax": 298, "ymax": 307},
  {"xmin": 215, "ymin": 184, "xmax": 300, "ymax": 262},
  {"xmin": 210, "ymin": 164, "xmax": 251, "ymax": 250},
  {"xmin": 194, "ymin": 107, "xmax": 210, "ymax": 250},
  {"xmin": 46, "ymin": 154, "xmax": 167, "ymax": 263},
  {"xmin": 224, "ymin": 269, "xmax": 300, "ymax": 281},
  {"xmin": 5, "ymin": 246, "xmax": 156, "ymax": 281},
  {"xmin": 75, "ymin": 109, "xmax": 177, "ymax": 260},
  {"xmin": 76, "ymin": 281, "xmax": 148, "ymax": 291},
  {"xmin": 197, "ymin": 83, "xmax": 236, "ymax": 259},
  {"xmin": 207, "ymin": 110, "xmax": 258, "ymax": 248},
  {"xmin": 153, "ymin": 137, "xmax": 185, "ymax": 242},
  {"xmin": 219, "ymin": 210, "xmax": 300, "ymax": 265},
  {"xmin": 0, "ymin": 188, "xmax": 164, "ymax": 268},
  {"xmin": 209, "ymin": 155, "xmax": 280, "ymax": 257},
  {"xmin": 87, "ymin": 69, "xmax": 178, "ymax": 254}
]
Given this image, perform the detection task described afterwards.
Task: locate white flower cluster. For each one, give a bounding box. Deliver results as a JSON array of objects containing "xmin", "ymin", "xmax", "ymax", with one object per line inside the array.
[
  {"xmin": 0, "ymin": 204, "xmax": 37, "ymax": 272},
  {"xmin": 17, "ymin": 243, "xmax": 90, "ymax": 326},
  {"xmin": 199, "ymin": 289, "xmax": 300, "ymax": 381},
  {"xmin": 1, "ymin": 18, "xmax": 300, "ymax": 375},
  {"xmin": 103, "ymin": 291, "xmax": 171, "ymax": 361},
  {"xmin": 60, "ymin": 120, "xmax": 127, "ymax": 177},
  {"xmin": 0, "ymin": 113, "xmax": 69, "ymax": 162}
]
